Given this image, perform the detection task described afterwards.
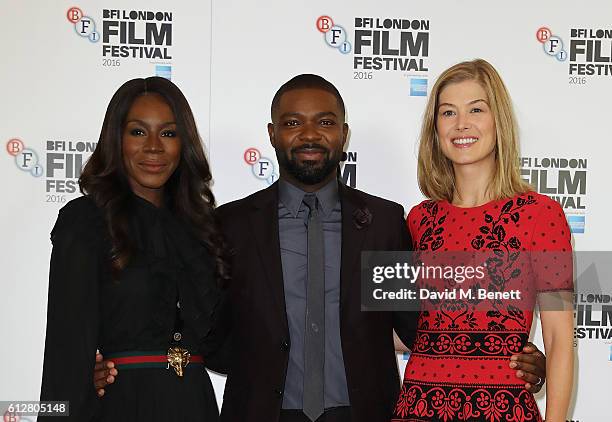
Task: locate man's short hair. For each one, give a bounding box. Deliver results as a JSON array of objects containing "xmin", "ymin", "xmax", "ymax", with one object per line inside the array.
[{"xmin": 271, "ymin": 74, "xmax": 346, "ymax": 120}]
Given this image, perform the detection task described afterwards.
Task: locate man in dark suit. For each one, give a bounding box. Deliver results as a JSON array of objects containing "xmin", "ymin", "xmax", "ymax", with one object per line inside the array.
[
  {"xmin": 211, "ymin": 75, "xmax": 416, "ymax": 422},
  {"xmin": 93, "ymin": 74, "xmax": 548, "ymax": 422}
]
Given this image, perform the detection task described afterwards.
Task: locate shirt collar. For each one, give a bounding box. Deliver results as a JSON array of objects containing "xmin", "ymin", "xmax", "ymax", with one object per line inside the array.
[{"xmin": 278, "ymin": 177, "xmax": 339, "ymax": 218}]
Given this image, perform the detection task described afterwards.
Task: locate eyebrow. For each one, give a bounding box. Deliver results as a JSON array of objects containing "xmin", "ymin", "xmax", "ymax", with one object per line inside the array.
[
  {"xmin": 438, "ymin": 98, "xmax": 489, "ymax": 108},
  {"xmin": 125, "ymin": 119, "xmax": 177, "ymax": 127},
  {"xmin": 279, "ymin": 111, "xmax": 338, "ymax": 119}
]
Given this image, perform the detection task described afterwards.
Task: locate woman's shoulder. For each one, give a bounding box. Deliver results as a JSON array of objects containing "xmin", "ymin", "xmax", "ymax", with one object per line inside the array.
[
  {"xmin": 511, "ymin": 191, "xmax": 564, "ymax": 216},
  {"xmin": 51, "ymin": 196, "xmax": 106, "ymax": 241},
  {"xmin": 56, "ymin": 195, "xmax": 102, "ymax": 222},
  {"xmin": 405, "ymin": 199, "xmax": 443, "ymax": 235},
  {"xmin": 408, "ymin": 199, "xmax": 439, "ymax": 215},
  {"xmin": 60, "ymin": 195, "xmax": 99, "ymax": 214},
  {"xmin": 406, "ymin": 199, "xmax": 445, "ymax": 222}
]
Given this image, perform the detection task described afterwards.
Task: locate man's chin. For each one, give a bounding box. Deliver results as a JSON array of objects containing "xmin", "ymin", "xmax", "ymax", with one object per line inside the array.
[
  {"xmin": 276, "ymin": 150, "xmax": 339, "ymax": 186},
  {"xmin": 296, "ymin": 160, "xmax": 325, "ymax": 170}
]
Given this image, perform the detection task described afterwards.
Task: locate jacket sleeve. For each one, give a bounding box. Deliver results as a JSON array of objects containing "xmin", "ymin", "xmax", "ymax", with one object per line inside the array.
[
  {"xmin": 391, "ymin": 204, "xmax": 418, "ymax": 350},
  {"xmin": 39, "ymin": 203, "xmax": 100, "ymax": 421}
]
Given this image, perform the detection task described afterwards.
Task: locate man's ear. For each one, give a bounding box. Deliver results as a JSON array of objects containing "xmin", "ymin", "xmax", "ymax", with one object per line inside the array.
[
  {"xmin": 267, "ymin": 123, "xmax": 276, "ymax": 147},
  {"xmin": 342, "ymin": 122, "xmax": 349, "ymax": 148}
]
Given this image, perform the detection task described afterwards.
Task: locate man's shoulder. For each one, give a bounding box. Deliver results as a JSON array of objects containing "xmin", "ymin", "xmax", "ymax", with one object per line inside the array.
[
  {"xmin": 215, "ymin": 182, "xmax": 407, "ymax": 217},
  {"xmin": 215, "ymin": 196, "xmax": 248, "ymax": 218},
  {"xmin": 216, "ymin": 184, "xmax": 276, "ymax": 219},
  {"xmin": 343, "ymin": 184, "xmax": 404, "ymax": 215}
]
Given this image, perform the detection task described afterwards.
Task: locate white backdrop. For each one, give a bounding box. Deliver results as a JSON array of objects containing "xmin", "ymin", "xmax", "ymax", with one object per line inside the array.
[{"xmin": 2, "ymin": 0, "xmax": 611, "ymax": 420}]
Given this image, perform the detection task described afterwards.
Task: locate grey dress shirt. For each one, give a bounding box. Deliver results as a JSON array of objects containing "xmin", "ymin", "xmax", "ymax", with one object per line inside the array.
[{"xmin": 278, "ymin": 178, "xmax": 349, "ymax": 409}]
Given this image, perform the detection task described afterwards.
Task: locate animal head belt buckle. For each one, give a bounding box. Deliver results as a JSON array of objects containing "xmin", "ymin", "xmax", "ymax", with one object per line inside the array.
[{"xmin": 167, "ymin": 347, "xmax": 190, "ymax": 377}]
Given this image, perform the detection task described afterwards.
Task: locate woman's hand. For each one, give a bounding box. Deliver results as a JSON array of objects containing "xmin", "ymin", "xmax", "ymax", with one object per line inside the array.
[{"xmin": 93, "ymin": 352, "xmax": 118, "ymax": 397}]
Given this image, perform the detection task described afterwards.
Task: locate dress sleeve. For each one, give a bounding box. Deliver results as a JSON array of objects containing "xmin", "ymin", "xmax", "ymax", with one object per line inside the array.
[
  {"xmin": 178, "ymin": 258, "xmax": 228, "ymax": 359},
  {"xmin": 201, "ymin": 241, "xmax": 236, "ymax": 374},
  {"xmin": 406, "ymin": 205, "xmax": 419, "ymax": 246},
  {"xmin": 529, "ymin": 198, "xmax": 574, "ymax": 294},
  {"xmin": 39, "ymin": 202, "xmax": 101, "ymax": 421},
  {"xmin": 406, "ymin": 202, "xmax": 426, "ymax": 250},
  {"xmin": 164, "ymin": 216, "xmax": 229, "ymax": 359}
]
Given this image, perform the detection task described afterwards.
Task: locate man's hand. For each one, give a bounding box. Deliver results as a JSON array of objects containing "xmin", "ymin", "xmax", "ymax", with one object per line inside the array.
[
  {"xmin": 509, "ymin": 342, "xmax": 546, "ymax": 393},
  {"xmin": 94, "ymin": 352, "xmax": 118, "ymax": 397}
]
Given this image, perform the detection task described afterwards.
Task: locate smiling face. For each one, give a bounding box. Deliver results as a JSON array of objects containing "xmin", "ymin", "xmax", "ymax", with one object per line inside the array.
[
  {"xmin": 436, "ymin": 79, "xmax": 497, "ymax": 169},
  {"xmin": 122, "ymin": 93, "xmax": 182, "ymax": 206},
  {"xmin": 268, "ymin": 87, "xmax": 348, "ymax": 191}
]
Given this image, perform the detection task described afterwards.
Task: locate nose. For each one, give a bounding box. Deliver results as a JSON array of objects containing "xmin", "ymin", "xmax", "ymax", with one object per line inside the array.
[
  {"xmin": 455, "ymin": 111, "xmax": 471, "ymax": 131},
  {"xmin": 143, "ymin": 132, "xmax": 164, "ymax": 153},
  {"xmin": 298, "ymin": 122, "xmax": 322, "ymax": 142}
]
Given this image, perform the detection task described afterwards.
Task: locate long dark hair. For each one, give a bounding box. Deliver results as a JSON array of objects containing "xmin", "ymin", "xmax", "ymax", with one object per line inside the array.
[{"xmin": 80, "ymin": 76, "xmax": 229, "ymax": 283}]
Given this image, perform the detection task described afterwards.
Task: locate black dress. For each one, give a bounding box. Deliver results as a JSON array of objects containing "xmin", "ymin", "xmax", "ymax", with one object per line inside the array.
[{"xmin": 40, "ymin": 195, "xmax": 226, "ymax": 421}]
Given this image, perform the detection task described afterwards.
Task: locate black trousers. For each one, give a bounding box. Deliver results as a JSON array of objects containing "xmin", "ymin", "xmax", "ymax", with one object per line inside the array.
[{"xmin": 279, "ymin": 407, "xmax": 351, "ymax": 422}]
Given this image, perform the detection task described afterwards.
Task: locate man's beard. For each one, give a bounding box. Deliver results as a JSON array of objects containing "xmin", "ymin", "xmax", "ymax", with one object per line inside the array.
[{"xmin": 275, "ymin": 144, "xmax": 340, "ymax": 185}]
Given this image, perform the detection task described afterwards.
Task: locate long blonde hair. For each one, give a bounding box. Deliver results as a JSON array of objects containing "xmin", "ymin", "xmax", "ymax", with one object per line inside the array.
[{"xmin": 417, "ymin": 59, "xmax": 531, "ymax": 202}]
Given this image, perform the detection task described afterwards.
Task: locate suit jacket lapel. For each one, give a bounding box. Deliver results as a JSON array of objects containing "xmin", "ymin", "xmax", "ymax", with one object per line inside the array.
[
  {"xmin": 247, "ymin": 182, "xmax": 288, "ymax": 333},
  {"xmin": 339, "ymin": 183, "xmax": 369, "ymax": 310}
]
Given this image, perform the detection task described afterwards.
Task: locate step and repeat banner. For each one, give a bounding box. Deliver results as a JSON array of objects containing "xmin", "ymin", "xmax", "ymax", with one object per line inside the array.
[{"xmin": 1, "ymin": 0, "xmax": 611, "ymax": 420}]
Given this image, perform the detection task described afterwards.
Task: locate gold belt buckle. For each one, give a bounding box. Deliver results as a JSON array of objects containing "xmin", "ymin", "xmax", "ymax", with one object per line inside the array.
[{"xmin": 167, "ymin": 347, "xmax": 190, "ymax": 377}]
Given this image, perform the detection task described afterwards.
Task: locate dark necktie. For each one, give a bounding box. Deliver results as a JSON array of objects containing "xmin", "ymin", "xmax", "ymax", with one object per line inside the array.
[{"xmin": 302, "ymin": 193, "xmax": 325, "ymax": 421}]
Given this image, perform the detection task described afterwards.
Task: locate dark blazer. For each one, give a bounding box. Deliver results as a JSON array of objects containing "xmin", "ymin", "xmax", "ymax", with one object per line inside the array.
[{"xmin": 210, "ymin": 181, "xmax": 416, "ymax": 422}]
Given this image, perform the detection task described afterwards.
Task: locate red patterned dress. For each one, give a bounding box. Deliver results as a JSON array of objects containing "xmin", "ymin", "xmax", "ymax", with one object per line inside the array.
[{"xmin": 392, "ymin": 192, "xmax": 573, "ymax": 422}]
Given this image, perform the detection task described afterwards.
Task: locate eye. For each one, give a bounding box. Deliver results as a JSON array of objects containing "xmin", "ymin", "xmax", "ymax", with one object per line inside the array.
[
  {"xmin": 440, "ymin": 110, "xmax": 455, "ymax": 117},
  {"xmin": 129, "ymin": 128, "xmax": 145, "ymax": 136},
  {"xmin": 320, "ymin": 119, "xmax": 335, "ymax": 126},
  {"xmin": 471, "ymin": 107, "xmax": 483, "ymax": 113},
  {"xmin": 161, "ymin": 130, "xmax": 177, "ymax": 137},
  {"xmin": 284, "ymin": 120, "xmax": 300, "ymax": 127}
]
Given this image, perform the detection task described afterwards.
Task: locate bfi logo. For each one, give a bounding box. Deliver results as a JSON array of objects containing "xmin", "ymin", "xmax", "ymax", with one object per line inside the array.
[
  {"xmin": 316, "ymin": 16, "xmax": 351, "ymax": 54},
  {"xmin": 6, "ymin": 138, "xmax": 44, "ymax": 178},
  {"xmin": 244, "ymin": 148, "xmax": 278, "ymax": 186},
  {"xmin": 67, "ymin": 6, "xmax": 100, "ymax": 43},
  {"xmin": 536, "ymin": 26, "xmax": 567, "ymax": 61}
]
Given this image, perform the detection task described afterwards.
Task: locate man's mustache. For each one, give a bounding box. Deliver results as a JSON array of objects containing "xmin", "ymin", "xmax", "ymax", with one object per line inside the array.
[{"xmin": 291, "ymin": 143, "xmax": 329, "ymax": 154}]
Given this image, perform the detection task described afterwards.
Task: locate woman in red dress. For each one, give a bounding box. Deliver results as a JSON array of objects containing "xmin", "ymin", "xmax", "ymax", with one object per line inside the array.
[{"xmin": 392, "ymin": 59, "xmax": 574, "ymax": 422}]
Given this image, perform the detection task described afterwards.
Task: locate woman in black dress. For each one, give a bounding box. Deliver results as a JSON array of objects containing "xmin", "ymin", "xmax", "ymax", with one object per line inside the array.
[{"xmin": 40, "ymin": 77, "xmax": 228, "ymax": 421}]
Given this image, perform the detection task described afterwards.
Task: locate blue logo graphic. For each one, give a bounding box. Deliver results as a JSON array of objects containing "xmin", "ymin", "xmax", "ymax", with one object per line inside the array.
[
  {"xmin": 567, "ymin": 215, "xmax": 585, "ymax": 234},
  {"xmin": 410, "ymin": 78, "xmax": 428, "ymax": 96},
  {"xmin": 609, "ymin": 345, "xmax": 612, "ymax": 362},
  {"xmin": 156, "ymin": 65, "xmax": 172, "ymax": 80},
  {"xmin": 402, "ymin": 351, "xmax": 411, "ymax": 361}
]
